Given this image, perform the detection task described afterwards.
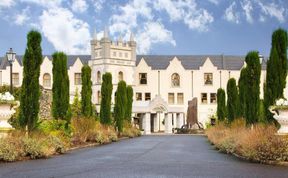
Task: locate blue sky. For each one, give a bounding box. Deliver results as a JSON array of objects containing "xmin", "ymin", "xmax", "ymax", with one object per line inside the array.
[{"xmin": 0, "ymin": 0, "xmax": 287, "ymax": 56}]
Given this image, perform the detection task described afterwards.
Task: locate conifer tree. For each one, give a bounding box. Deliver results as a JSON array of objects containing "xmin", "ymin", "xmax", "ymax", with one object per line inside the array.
[
  {"xmin": 81, "ymin": 65, "xmax": 93, "ymax": 117},
  {"xmin": 71, "ymin": 88, "xmax": 81, "ymax": 118},
  {"xmin": 19, "ymin": 30, "xmax": 43, "ymax": 131},
  {"xmin": 52, "ymin": 52, "xmax": 70, "ymax": 121},
  {"xmin": 226, "ymin": 78, "xmax": 239, "ymax": 123},
  {"xmin": 245, "ymin": 51, "xmax": 261, "ymax": 125},
  {"xmin": 125, "ymin": 86, "xmax": 133, "ymax": 122},
  {"xmin": 238, "ymin": 67, "xmax": 248, "ymax": 118},
  {"xmin": 264, "ymin": 28, "xmax": 288, "ymax": 122},
  {"xmin": 216, "ymin": 88, "xmax": 226, "ymax": 121},
  {"xmin": 114, "ymin": 81, "xmax": 127, "ymax": 132},
  {"xmin": 100, "ymin": 73, "xmax": 113, "ymax": 124}
]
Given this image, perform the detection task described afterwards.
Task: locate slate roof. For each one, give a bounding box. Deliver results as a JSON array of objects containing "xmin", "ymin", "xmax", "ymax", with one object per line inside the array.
[
  {"xmin": 136, "ymin": 55, "xmax": 267, "ymax": 70},
  {"xmin": 0, "ymin": 54, "xmax": 267, "ymax": 70}
]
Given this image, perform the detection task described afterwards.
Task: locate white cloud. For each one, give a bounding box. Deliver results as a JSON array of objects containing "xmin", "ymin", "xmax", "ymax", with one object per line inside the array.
[
  {"xmin": 39, "ymin": 7, "xmax": 91, "ymax": 54},
  {"xmin": 224, "ymin": 2, "xmax": 240, "ymax": 24},
  {"xmin": 257, "ymin": 1, "xmax": 286, "ymax": 23},
  {"xmin": 91, "ymin": 0, "xmax": 105, "ymax": 11},
  {"xmin": 20, "ymin": 0, "xmax": 62, "ymax": 8},
  {"xmin": 208, "ymin": 0, "xmax": 219, "ymax": 5},
  {"xmin": 14, "ymin": 7, "xmax": 30, "ymax": 25},
  {"xmin": 0, "ymin": 0, "xmax": 14, "ymax": 7},
  {"xmin": 241, "ymin": 0, "xmax": 253, "ymax": 23},
  {"xmin": 136, "ymin": 22, "xmax": 176, "ymax": 54},
  {"xmin": 71, "ymin": 0, "xmax": 88, "ymax": 13}
]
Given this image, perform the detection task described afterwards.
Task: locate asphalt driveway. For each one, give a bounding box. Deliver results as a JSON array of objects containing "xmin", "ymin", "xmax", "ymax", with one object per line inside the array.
[{"xmin": 0, "ymin": 135, "xmax": 287, "ymax": 178}]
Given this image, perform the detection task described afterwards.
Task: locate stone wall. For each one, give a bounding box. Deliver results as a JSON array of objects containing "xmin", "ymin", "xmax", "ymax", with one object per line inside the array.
[{"xmin": 39, "ymin": 88, "xmax": 52, "ymax": 120}]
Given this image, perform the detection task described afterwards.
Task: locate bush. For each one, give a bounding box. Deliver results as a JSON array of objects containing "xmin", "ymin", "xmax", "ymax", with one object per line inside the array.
[
  {"xmin": 0, "ymin": 139, "xmax": 21, "ymax": 162},
  {"xmin": 122, "ymin": 121, "xmax": 141, "ymax": 138},
  {"xmin": 22, "ymin": 137, "xmax": 46, "ymax": 159},
  {"xmin": 71, "ymin": 117, "xmax": 98, "ymax": 143}
]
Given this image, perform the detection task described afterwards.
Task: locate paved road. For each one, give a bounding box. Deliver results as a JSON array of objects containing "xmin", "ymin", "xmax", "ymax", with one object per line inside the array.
[{"xmin": 0, "ymin": 135, "xmax": 288, "ymax": 178}]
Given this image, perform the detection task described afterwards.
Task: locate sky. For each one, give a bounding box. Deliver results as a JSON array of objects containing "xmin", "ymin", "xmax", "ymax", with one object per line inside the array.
[{"xmin": 0, "ymin": 0, "xmax": 287, "ymax": 56}]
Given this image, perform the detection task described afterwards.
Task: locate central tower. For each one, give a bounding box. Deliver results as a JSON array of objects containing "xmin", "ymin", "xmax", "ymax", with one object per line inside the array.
[{"xmin": 90, "ymin": 28, "xmax": 137, "ymax": 108}]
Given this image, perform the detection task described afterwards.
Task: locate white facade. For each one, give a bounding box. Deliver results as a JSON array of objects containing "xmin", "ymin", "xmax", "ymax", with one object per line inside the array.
[{"xmin": 0, "ymin": 30, "xmax": 288, "ymax": 134}]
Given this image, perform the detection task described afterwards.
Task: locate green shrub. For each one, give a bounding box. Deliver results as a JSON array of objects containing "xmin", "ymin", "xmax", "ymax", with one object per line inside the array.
[
  {"xmin": 22, "ymin": 137, "xmax": 46, "ymax": 159},
  {"xmin": 0, "ymin": 139, "xmax": 21, "ymax": 162},
  {"xmin": 46, "ymin": 135, "xmax": 66, "ymax": 154}
]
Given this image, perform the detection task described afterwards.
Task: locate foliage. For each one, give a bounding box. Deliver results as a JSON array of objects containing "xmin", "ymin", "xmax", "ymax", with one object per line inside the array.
[
  {"xmin": 122, "ymin": 121, "xmax": 141, "ymax": 138},
  {"xmin": 216, "ymin": 88, "xmax": 226, "ymax": 121},
  {"xmin": 0, "ymin": 85, "xmax": 21, "ymax": 100},
  {"xmin": 19, "ymin": 30, "xmax": 43, "ymax": 131},
  {"xmin": 264, "ymin": 28, "xmax": 288, "ymax": 122},
  {"xmin": 71, "ymin": 88, "xmax": 81, "ymax": 118},
  {"xmin": 114, "ymin": 81, "xmax": 127, "ymax": 132},
  {"xmin": 81, "ymin": 65, "xmax": 93, "ymax": 117},
  {"xmin": 125, "ymin": 86, "xmax": 133, "ymax": 122},
  {"xmin": 206, "ymin": 120, "xmax": 288, "ymax": 163},
  {"xmin": 226, "ymin": 78, "xmax": 239, "ymax": 123},
  {"xmin": 238, "ymin": 67, "xmax": 248, "ymax": 118},
  {"xmin": 52, "ymin": 52, "xmax": 70, "ymax": 122},
  {"xmin": 0, "ymin": 139, "xmax": 21, "ymax": 162},
  {"xmin": 100, "ymin": 73, "xmax": 113, "ymax": 125},
  {"xmin": 244, "ymin": 51, "xmax": 261, "ymax": 125}
]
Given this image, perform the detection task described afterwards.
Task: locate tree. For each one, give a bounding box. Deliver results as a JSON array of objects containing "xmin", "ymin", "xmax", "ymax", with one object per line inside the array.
[
  {"xmin": 52, "ymin": 52, "xmax": 70, "ymax": 121},
  {"xmin": 19, "ymin": 30, "xmax": 43, "ymax": 131},
  {"xmin": 81, "ymin": 65, "xmax": 93, "ymax": 117},
  {"xmin": 245, "ymin": 51, "xmax": 261, "ymax": 125},
  {"xmin": 238, "ymin": 67, "xmax": 248, "ymax": 118},
  {"xmin": 100, "ymin": 73, "xmax": 113, "ymax": 124},
  {"xmin": 264, "ymin": 28, "xmax": 288, "ymax": 122},
  {"xmin": 226, "ymin": 78, "xmax": 239, "ymax": 123},
  {"xmin": 216, "ymin": 88, "xmax": 226, "ymax": 122},
  {"xmin": 125, "ymin": 86, "xmax": 133, "ymax": 122},
  {"xmin": 71, "ymin": 88, "xmax": 81, "ymax": 118},
  {"xmin": 114, "ymin": 81, "xmax": 127, "ymax": 132}
]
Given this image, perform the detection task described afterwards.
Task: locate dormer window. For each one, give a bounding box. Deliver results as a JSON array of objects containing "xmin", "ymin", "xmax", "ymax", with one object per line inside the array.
[
  {"xmin": 204, "ymin": 73, "xmax": 213, "ymax": 85},
  {"xmin": 139, "ymin": 73, "xmax": 147, "ymax": 85}
]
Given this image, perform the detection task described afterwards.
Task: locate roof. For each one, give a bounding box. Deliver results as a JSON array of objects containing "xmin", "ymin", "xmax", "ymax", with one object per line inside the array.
[
  {"xmin": 0, "ymin": 54, "xmax": 267, "ymax": 70},
  {"xmin": 136, "ymin": 55, "xmax": 267, "ymax": 70},
  {"xmin": 0, "ymin": 55, "xmax": 91, "ymax": 69}
]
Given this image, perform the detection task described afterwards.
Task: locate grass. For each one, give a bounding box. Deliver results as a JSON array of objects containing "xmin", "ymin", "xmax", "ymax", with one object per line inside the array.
[{"xmin": 206, "ymin": 119, "xmax": 288, "ymax": 163}]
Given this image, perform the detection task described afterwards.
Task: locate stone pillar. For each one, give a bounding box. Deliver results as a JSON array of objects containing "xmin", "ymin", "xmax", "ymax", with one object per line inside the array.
[
  {"xmin": 173, "ymin": 113, "xmax": 177, "ymax": 128},
  {"xmin": 165, "ymin": 113, "xmax": 172, "ymax": 134},
  {"xmin": 143, "ymin": 113, "xmax": 151, "ymax": 135},
  {"xmin": 153, "ymin": 113, "xmax": 159, "ymax": 132},
  {"xmin": 178, "ymin": 113, "xmax": 184, "ymax": 128}
]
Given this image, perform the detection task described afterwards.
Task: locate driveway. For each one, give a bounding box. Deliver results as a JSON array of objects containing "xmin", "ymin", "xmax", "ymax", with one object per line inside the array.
[{"xmin": 0, "ymin": 135, "xmax": 287, "ymax": 178}]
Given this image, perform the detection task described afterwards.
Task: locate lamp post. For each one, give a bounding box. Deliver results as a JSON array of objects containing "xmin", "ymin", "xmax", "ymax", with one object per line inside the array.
[{"xmin": 6, "ymin": 48, "xmax": 16, "ymax": 94}]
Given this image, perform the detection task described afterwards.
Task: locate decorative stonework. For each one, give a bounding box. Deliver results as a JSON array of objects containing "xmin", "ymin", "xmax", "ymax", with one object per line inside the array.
[
  {"xmin": 271, "ymin": 109, "xmax": 288, "ymax": 135},
  {"xmin": 39, "ymin": 88, "xmax": 53, "ymax": 120}
]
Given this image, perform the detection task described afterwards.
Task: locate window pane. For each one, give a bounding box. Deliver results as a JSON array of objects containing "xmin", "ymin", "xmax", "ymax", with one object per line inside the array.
[
  {"xmin": 171, "ymin": 73, "xmax": 180, "ymax": 87},
  {"xmin": 201, "ymin": 93, "xmax": 207, "ymax": 104},
  {"xmin": 210, "ymin": 93, "xmax": 217, "ymax": 104},
  {"xmin": 168, "ymin": 93, "xmax": 174, "ymax": 104},
  {"xmin": 145, "ymin": 93, "xmax": 151, "ymax": 101},
  {"xmin": 204, "ymin": 73, "xmax": 213, "ymax": 85},
  {"xmin": 139, "ymin": 73, "xmax": 147, "ymax": 84},
  {"xmin": 136, "ymin": 93, "xmax": 142, "ymax": 101},
  {"xmin": 75, "ymin": 73, "xmax": 82, "ymax": 85},
  {"xmin": 43, "ymin": 73, "xmax": 51, "ymax": 87},
  {"xmin": 177, "ymin": 93, "xmax": 184, "ymax": 104},
  {"xmin": 12, "ymin": 73, "xmax": 19, "ymax": 85},
  {"xmin": 97, "ymin": 71, "xmax": 101, "ymax": 83}
]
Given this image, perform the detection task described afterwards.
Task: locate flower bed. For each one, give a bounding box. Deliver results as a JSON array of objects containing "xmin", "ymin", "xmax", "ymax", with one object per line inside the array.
[{"xmin": 206, "ymin": 119, "xmax": 288, "ymax": 164}]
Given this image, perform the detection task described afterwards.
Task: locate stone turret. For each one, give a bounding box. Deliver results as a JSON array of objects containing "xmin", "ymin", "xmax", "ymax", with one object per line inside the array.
[{"xmin": 129, "ymin": 32, "xmax": 136, "ymax": 61}]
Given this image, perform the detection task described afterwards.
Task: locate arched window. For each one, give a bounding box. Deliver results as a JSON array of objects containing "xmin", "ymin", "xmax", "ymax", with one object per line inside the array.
[
  {"xmin": 118, "ymin": 71, "xmax": 123, "ymax": 81},
  {"xmin": 43, "ymin": 73, "xmax": 51, "ymax": 87},
  {"xmin": 97, "ymin": 91, "xmax": 101, "ymax": 104},
  {"xmin": 97, "ymin": 71, "xmax": 101, "ymax": 83},
  {"xmin": 171, "ymin": 73, "xmax": 180, "ymax": 87}
]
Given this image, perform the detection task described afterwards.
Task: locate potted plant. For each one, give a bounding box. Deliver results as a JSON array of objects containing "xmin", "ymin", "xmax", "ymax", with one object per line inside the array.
[{"xmin": 270, "ymin": 98, "xmax": 288, "ymax": 135}]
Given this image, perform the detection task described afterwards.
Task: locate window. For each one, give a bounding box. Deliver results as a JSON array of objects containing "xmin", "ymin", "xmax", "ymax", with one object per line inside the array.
[
  {"xmin": 139, "ymin": 73, "xmax": 147, "ymax": 84},
  {"xmin": 118, "ymin": 71, "xmax": 123, "ymax": 81},
  {"xmin": 12, "ymin": 73, "xmax": 19, "ymax": 86},
  {"xmin": 136, "ymin": 93, "xmax": 142, "ymax": 101},
  {"xmin": 201, "ymin": 93, "xmax": 208, "ymax": 104},
  {"xmin": 210, "ymin": 93, "xmax": 217, "ymax": 104},
  {"xmin": 204, "ymin": 73, "xmax": 213, "ymax": 85},
  {"xmin": 145, "ymin": 93, "xmax": 151, "ymax": 101},
  {"xmin": 74, "ymin": 73, "xmax": 81, "ymax": 85},
  {"xmin": 171, "ymin": 73, "xmax": 180, "ymax": 87},
  {"xmin": 168, "ymin": 93, "xmax": 174, "ymax": 104},
  {"xmin": 97, "ymin": 91, "xmax": 101, "ymax": 104},
  {"xmin": 177, "ymin": 93, "xmax": 184, "ymax": 104},
  {"xmin": 97, "ymin": 71, "xmax": 101, "ymax": 83},
  {"xmin": 43, "ymin": 73, "xmax": 51, "ymax": 87}
]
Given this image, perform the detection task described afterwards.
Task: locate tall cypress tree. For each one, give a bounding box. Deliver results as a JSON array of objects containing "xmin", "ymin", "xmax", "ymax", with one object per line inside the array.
[
  {"xmin": 100, "ymin": 73, "xmax": 113, "ymax": 124},
  {"xmin": 238, "ymin": 67, "xmax": 248, "ymax": 118},
  {"xmin": 226, "ymin": 78, "xmax": 239, "ymax": 123},
  {"xmin": 52, "ymin": 52, "xmax": 70, "ymax": 121},
  {"xmin": 245, "ymin": 51, "xmax": 261, "ymax": 125},
  {"xmin": 264, "ymin": 28, "xmax": 288, "ymax": 122},
  {"xmin": 81, "ymin": 65, "xmax": 92, "ymax": 117},
  {"xmin": 19, "ymin": 30, "xmax": 43, "ymax": 131},
  {"xmin": 125, "ymin": 86, "xmax": 133, "ymax": 122},
  {"xmin": 216, "ymin": 88, "xmax": 226, "ymax": 122},
  {"xmin": 114, "ymin": 81, "xmax": 127, "ymax": 132}
]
